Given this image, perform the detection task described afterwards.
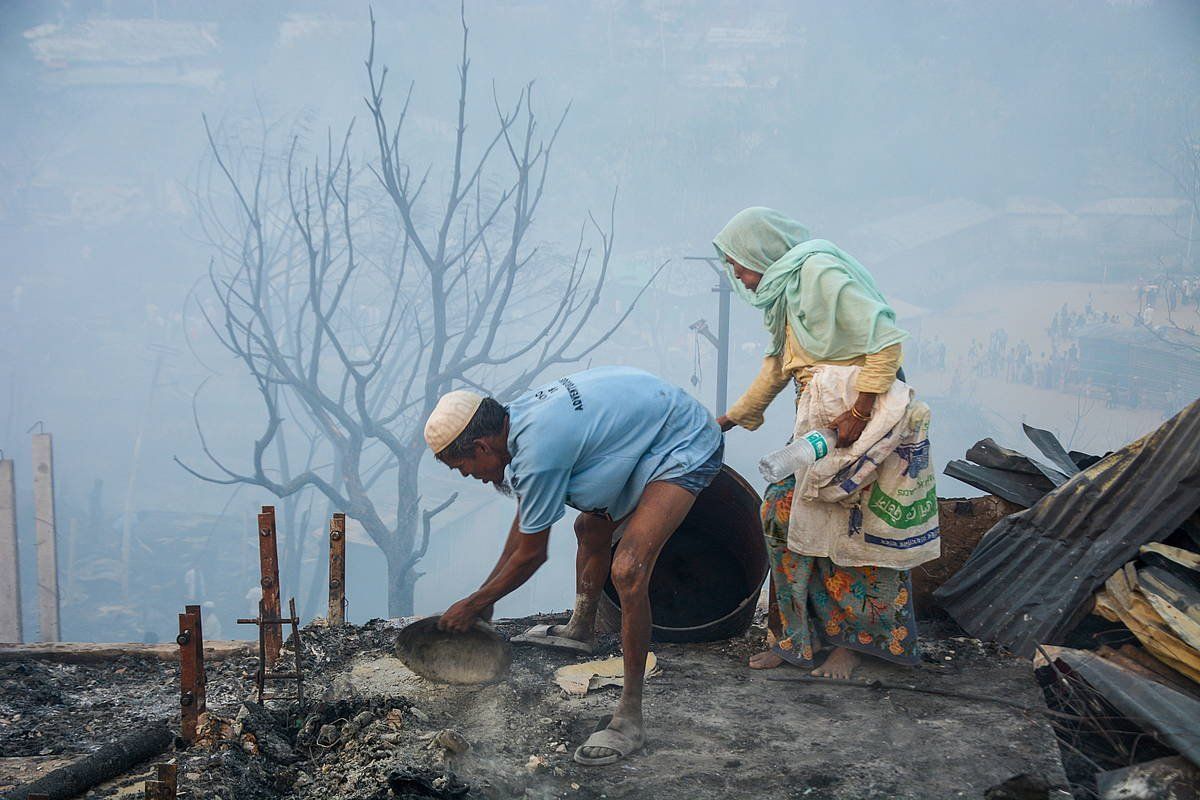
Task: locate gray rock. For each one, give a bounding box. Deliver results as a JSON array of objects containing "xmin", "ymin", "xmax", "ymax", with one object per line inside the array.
[{"xmin": 317, "ymin": 723, "xmax": 340, "ymax": 746}]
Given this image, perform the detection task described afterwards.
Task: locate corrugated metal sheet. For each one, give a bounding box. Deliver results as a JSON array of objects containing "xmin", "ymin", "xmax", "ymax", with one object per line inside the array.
[
  {"xmin": 934, "ymin": 397, "xmax": 1200, "ymax": 658},
  {"xmin": 1050, "ymin": 649, "xmax": 1200, "ymax": 766}
]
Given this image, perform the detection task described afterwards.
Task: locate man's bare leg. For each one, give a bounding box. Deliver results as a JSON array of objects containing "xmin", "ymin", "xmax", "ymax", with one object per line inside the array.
[
  {"xmin": 551, "ymin": 513, "xmax": 618, "ymax": 643},
  {"xmin": 577, "ymin": 481, "xmax": 697, "ymax": 762}
]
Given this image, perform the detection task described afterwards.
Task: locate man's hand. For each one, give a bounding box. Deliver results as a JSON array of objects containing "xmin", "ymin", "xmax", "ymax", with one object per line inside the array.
[
  {"xmin": 716, "ymin": 414, "xmax": 737, "ymax": 432},
  {"xmin": 438, "ymin": 596, "xmax": 483, "ymax": 633}
]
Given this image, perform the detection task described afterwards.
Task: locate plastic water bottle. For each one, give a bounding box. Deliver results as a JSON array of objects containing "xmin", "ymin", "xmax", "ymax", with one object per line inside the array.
[{"xmin": 758, "ymin": 428, "xmax": 837, "ymax": 482}]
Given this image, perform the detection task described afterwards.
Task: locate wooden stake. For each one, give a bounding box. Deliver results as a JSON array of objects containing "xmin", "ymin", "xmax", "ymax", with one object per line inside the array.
[
  {"xmin": 0, "ymin": 459, "xmax": 22, "ymax": 643},
  {"xmin": 31, "ymin": 433, "xmax": 60, "ymax": 642},
  {"xmin": 257, "ymin": 506, "xmax": 282, "ymax": 667},
  {"xmin": 328, "ymin": 513, "xmax": 346, "ymax": 625},
  {"xmin": 157, "ymin": 762, "xmax": 177, "ymax": 794}
]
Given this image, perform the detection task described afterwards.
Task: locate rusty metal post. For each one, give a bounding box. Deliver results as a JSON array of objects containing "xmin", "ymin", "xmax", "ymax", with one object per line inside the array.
[
  {"xmin": 328, "ymin": 513, "xmax": 346, "ymax": 625},
  {"xmin": 257, "ymin": 506, "xmax": 282, "ymax": 667},
  {"xmin": 239, "ymin": 598, "xmax": 304, "ymax": 707},
  {"xmin": 144, "ymin": 780, "xmax": 170, "ymax": 799},
  {"xmin": 157, "ymin": 762, "xmax": 177, "ymax": 794},
  {"xmin": 177, "ymin": 609, "xmax": 200, "ymax": 742},
  {"xmin": 184, "ymin": 604, "xmax": 206, "ymax": 715},
  {"xmin": 289, "ymin": 597, "xmax": 305, "ymax": 709}
]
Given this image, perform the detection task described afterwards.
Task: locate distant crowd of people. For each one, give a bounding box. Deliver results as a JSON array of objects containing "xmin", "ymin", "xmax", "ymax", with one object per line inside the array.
[
  {"xmin": 910, "ymin": 300, "xmax": 1108, "ymax": 394},
  {"xmin": 1136, "ymin": 276, "xmax": 1200, "ymax": 326},
  {"xmin": 1049, "ymin": 301, "xmax": 1115, "ymax": 341},
  {"xmin": 909, "ymin": 334, "xmax": 947, "ymax": 371},
  {"xmin": 964, "ymin": 325, "xmax": 1079, "ymax": 392}
]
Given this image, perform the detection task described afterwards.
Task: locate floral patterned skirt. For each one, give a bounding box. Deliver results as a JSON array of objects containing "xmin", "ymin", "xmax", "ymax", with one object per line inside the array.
[{"xmin": 762, "ymin": 476, "xmax": 920, "ymax": 667}]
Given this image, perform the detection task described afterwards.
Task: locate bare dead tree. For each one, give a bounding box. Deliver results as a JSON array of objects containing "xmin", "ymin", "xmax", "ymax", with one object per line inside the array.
[
  {"xmin": 177, "ymin": 11, "xmax": 660, "ymax": 615},
  {"xmin": 1161, "ymin": 129, "xmax": 1200, "ymax": 269}
]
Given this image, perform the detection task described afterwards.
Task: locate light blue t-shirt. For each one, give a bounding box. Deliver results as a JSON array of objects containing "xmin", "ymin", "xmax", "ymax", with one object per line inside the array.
[{"xmin": 507, "ymin": 367, "xmax": 721, "ymax": 533}]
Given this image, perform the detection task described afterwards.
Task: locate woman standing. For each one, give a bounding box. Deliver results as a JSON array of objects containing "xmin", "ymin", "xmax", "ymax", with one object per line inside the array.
[{"xmin": 714, "ymin": 206, "xmax": 919, "ymax": 679}]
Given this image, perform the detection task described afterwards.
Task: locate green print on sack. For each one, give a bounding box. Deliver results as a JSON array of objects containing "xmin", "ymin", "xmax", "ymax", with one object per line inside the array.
[{"xmin": 866, "ymin": 484, "xmax": 938, "ymax": 529}]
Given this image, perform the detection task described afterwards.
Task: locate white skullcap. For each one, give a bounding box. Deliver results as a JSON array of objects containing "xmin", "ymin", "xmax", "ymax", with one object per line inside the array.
[{"xmin": 424, "ymin": 390, "xmax": 484, "ymax": 454}]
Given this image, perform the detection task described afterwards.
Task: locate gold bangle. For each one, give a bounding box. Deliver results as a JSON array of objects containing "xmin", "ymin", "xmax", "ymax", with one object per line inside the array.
[{"xmin": 850, "ymin": 406, "xmax": 871, "ymax": 421}]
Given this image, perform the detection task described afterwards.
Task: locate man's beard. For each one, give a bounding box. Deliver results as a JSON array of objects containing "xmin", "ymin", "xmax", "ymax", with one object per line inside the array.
[{"xmin": 492, "ymin": 477, "xmax": 514, "ymax": 497}]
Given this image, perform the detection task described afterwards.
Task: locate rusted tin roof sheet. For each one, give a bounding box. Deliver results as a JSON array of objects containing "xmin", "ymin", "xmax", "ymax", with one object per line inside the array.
[{"xmin": 934, "ymin": 398, "xmax": 1200, "ymax": 658}]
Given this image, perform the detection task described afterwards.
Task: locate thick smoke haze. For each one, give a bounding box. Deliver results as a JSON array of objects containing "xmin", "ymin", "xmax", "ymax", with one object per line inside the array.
[{"xmin": 1, "ymin": 0, "xmax": 1198, "ymax": 642}]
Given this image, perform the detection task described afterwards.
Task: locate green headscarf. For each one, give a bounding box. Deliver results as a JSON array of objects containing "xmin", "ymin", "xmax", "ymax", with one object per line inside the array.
[{"xmin": 712, "ymin": 207, "xmax": 908, "ymax": 361}]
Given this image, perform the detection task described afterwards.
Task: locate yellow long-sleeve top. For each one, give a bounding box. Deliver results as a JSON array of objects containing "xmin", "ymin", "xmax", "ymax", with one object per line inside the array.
[{"xmin": 726, "ymin": 325, "xmax": 903, "ymax": 431}]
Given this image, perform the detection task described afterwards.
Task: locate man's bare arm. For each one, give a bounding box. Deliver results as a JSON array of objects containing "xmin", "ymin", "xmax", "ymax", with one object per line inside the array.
[{"xmin": 439, "ymin": 524, "xmax": 550, "ymax": 632}]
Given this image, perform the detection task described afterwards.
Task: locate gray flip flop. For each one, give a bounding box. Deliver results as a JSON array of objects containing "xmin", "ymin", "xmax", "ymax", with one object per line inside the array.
[
  {"xmin": 509, "ymin": 623, "xmax": 594, "ymax": 654},
  {"xmin": 573, "ymin": 727, "xmax": 643, "ymax": 766}
]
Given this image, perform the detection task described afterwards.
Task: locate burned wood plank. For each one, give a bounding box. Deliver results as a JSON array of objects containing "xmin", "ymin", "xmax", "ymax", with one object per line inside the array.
[
  {"xmin": 156, "ymin": 762, "xmax": 177, "ymax": 794},
  {"xmin": 0, "ymin": 640, "xmax": 252, "ymax": 663},
  {"xmin": 3, "ymin": 719, "xmax": 173, "ymax": 800},
  {"xmin": 1140, "ymin": 544, "xmax": 1200, "ymax": 593},
  {"xmin": 1138, "ymin": 567, "xmax": 1200, "ymax": 651},
  {"xmin": 1101, "ymin": 567, "xmax": 1200, "ymax": 682}
]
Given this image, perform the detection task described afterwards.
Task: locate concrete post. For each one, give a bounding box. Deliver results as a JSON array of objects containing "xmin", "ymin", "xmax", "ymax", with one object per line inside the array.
[
  {"xmin": 0, "ymin": 459, "xmax": 22, "ymax": 643},
  {"xmin": 32, "ymin": 433, "xmax": 60, "ymax": 642}
]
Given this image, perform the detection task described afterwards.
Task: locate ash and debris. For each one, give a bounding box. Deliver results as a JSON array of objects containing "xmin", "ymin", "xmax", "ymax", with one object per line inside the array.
[
  {"xmin": 0, "ymin": 614, "xmax": 1070, "ymax": 800},
  {"xmin": 0, "ymin": 656, "xmax": 177, "ymax": 757}
]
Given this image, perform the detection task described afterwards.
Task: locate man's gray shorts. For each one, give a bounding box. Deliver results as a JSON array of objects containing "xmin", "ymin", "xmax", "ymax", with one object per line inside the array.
[
  {"xmin": 661, "ymin": 439, "xmax": 725, "ymax": 496},
  {"xmin": 606, "ymin": 439, "xmax": 725, "ymax": 543}
]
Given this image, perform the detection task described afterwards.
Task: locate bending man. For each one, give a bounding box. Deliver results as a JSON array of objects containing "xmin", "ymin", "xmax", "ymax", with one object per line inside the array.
[{"xmin": 427, "ymin": 366, "xmax": 723, "ymax": 766}]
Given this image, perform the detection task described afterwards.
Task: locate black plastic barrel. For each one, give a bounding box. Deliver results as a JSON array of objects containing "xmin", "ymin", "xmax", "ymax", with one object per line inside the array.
[{"xmin": 598, "ymin": 465, "xmax": 767, "ymax": 643}]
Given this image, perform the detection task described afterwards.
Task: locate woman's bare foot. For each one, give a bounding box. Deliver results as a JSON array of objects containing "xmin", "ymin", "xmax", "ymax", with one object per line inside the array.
[
  {"xmin": 811, "ymin": 647, "xmax": 860, "ymax": 679},
  {"xmin": 748, "ymin": 649, "xmax": 785, "ymax": 669}
]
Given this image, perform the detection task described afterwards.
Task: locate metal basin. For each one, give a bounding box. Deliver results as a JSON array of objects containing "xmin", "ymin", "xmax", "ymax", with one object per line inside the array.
[
  {"xmin": 599, "ymin": 464, "xmax": 767, "ymax": 642},
  {"xmin": 393, "ymin": 616, "xmax": 511, "ymax": 684}
]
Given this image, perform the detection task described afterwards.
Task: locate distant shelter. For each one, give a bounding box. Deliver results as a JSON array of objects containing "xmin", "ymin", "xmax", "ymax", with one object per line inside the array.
[{"xmin": 1074, "ymin": 323, "xmax": 1200, "ymax": 407}]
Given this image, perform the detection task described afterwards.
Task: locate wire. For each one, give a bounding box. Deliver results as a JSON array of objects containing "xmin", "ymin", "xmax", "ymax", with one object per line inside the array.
[{"xmin": 765, "ymin": 674, "xmax": 1090, "ymax": 721}]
